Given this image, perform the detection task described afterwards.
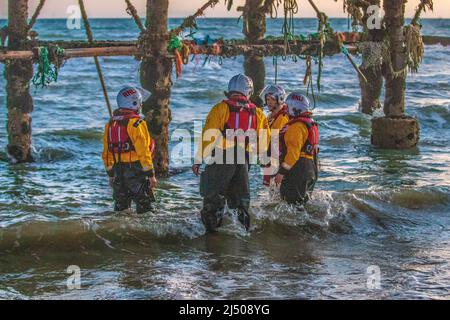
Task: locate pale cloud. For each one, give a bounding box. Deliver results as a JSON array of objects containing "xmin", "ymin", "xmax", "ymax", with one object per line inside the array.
[{"xmin": 0, "ymin": 0, "xmax": 449, "ymax": 19}]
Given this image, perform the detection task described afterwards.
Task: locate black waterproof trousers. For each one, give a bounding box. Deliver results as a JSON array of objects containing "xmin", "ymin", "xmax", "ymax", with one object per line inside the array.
[
  {"xmin": 112, "ymin": 162, "xmax": 154, "ymax": 214},
  {"xmin": 280, "ymin": 157, "xmax": 318, "ymax": 206},
  {"xmin": 200, "ymin": 163, "xmax": 251, "ymax": 231}
]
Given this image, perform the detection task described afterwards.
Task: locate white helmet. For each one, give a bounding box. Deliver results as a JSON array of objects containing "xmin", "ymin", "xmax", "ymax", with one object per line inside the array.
[
  {"xmin": 228, "ymin": 74, "xmax": 254, "ymax": 98},
  {"xmin": 286, "ymin": 92, "xmax": 311, "ymax": 117},
  {"xmin": 261, "ymin": 85, "xmax": 287, "ymax": 105},
  {"xmin": 117, "ymin": 86, "xmax": 151, "ymax": 111}
]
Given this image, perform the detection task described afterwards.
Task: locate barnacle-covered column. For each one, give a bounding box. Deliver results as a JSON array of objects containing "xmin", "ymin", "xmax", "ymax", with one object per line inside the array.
[
  {"xmin": 140, "ymin": 0, "xmax": 173, "ymax": 176},
  {"xmin": 372, "ymin": 0, "xmax": 420, "ymax": 149},
  {"xmin": 5, "ymin": 0, "xmax": 34, "ymax": 163},
  {"xmin": 357, "ymin": 0, "xmax": 383, "ymax": 115},
  {"xmin": 242, "ymin": 0, "xmax": 266, "ymax": 106}
]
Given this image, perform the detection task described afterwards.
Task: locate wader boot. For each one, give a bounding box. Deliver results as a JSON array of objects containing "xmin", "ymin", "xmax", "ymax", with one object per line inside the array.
[
  {"xmin": 200, "ymin": 204, "xmax": 224, "ymax": 233},
  {"xmin": 237, "ymin": 207, "xmax": 251, "ymax": 231},
  {"xmin": 112, "ymin": 162, "xmax": 154, "ymax": 214},
  {"xmin": 200, "ymin": 163, "xmax": 251, "ymax": 232},
  {"xmin": 280, "ymin": 157, "xmax": 318, "ymax": 206}
]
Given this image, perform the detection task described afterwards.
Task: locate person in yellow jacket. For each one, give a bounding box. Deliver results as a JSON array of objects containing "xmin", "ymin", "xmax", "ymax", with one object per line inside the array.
[
  {"xmin": 262, "ymin": 85, "xmax": 290, "ymax": 131},
  {"xmin": 260, "ymin": 85, "xmax": 290, "ymax": 186},
  {"xmin": 192, "ymin": 74, "xmax": 270, "ymax": 232},
  {"xmin": 274, "ymin": 92, "xmax": 319, "ymax": 205},
  {"xmin": 102, "ymin": 86, "xmax": 157, "ymax": 214}
]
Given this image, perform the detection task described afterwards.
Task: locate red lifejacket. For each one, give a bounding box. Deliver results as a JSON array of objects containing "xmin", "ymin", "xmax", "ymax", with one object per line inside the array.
[
  {"xmin": 280, "ymin": 114, "xmax": 319, "ymax": 159},
  {"xmin": 223, "ymin": 97, "xmax": 258, "ymax": 133},
  {"xmin": 108, "ymin": 109, "xmax": 156, "ymax": 158}
]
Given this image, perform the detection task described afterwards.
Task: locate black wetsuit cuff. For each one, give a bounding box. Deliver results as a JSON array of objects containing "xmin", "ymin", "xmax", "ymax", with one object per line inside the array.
[{"xmin": 144, "ymin": 169, "xmax": 155, "ymax": 178}]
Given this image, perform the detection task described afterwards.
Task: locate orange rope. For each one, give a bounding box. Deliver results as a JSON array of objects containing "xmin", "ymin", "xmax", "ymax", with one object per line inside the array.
[{"xmin": 174, "ymin": 49, "xmax": 183, "ymax": 78}]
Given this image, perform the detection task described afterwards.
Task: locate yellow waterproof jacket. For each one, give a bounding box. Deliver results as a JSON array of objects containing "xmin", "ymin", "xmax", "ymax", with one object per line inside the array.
[
  {"xmin": 197, "ymin": 101, "xmax": 270, "ymax": 161},
  {"xmin": 269, "ymin": 112, "xmax": 289, "ymax": 131},
  {"xmin": 281, "ymin": 121, "xmax": 314, "ymax": 171},
  {"xmin": 102, "ymin": 118, "xmax": 154, "ymax": 175}
]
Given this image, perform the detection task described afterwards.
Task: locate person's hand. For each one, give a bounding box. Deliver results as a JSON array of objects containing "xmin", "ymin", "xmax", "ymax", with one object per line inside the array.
[
  {"xmin": 192, "ymin": 164, "xmax": 201, "ymax": 176},
  {"xmin": 149, "ymin": 176, "xmax": 158, "ymax": 189},
  {"xmin": 274, "ymin": 174, "xmax": 284, "ymax": 186}
]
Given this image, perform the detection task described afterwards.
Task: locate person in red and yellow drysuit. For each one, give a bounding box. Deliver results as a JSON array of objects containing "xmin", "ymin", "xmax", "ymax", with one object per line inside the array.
[
  {"xmin": 102, "ymin": 86, "xmax": 157, "ymax": 214},
  {"xmin": 192, "ymin": 74, "xmax": 270, "ymax": 232},
  {"xmin": 274, "ymin": 92, "xmax": 320, "ymax": 205}
]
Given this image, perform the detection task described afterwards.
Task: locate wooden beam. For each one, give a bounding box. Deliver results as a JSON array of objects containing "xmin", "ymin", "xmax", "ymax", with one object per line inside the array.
[
  {"xmin": 0, "ymin": 44, "xmax": 357, "ymax": 62},
  {"xmin": 1, "ymin": 35, "xmax": 448, "ymax": 62},
  {"xmin": 0, "ymin": 46, "xmax": 140, "ymax": 61},
  {"xmin": 0, "ymin": 34, "xmax": 446, "ymax": 51},
  {"xmin": 65, "ymin": 46, "xmax": 139, "ymax": 58},
  {"xmin": 0, "ymin": 50, "xmax": 34, "ymax": 60},
  {"xmin": 36, "ymin": 40, "xmax": 137, "ymax": 48}
]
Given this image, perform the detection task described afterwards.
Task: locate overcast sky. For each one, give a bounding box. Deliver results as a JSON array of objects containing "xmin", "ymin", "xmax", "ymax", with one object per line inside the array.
[{"xmin": 0, "ymin": 0, "xmax": 449, "ymax": 18}]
